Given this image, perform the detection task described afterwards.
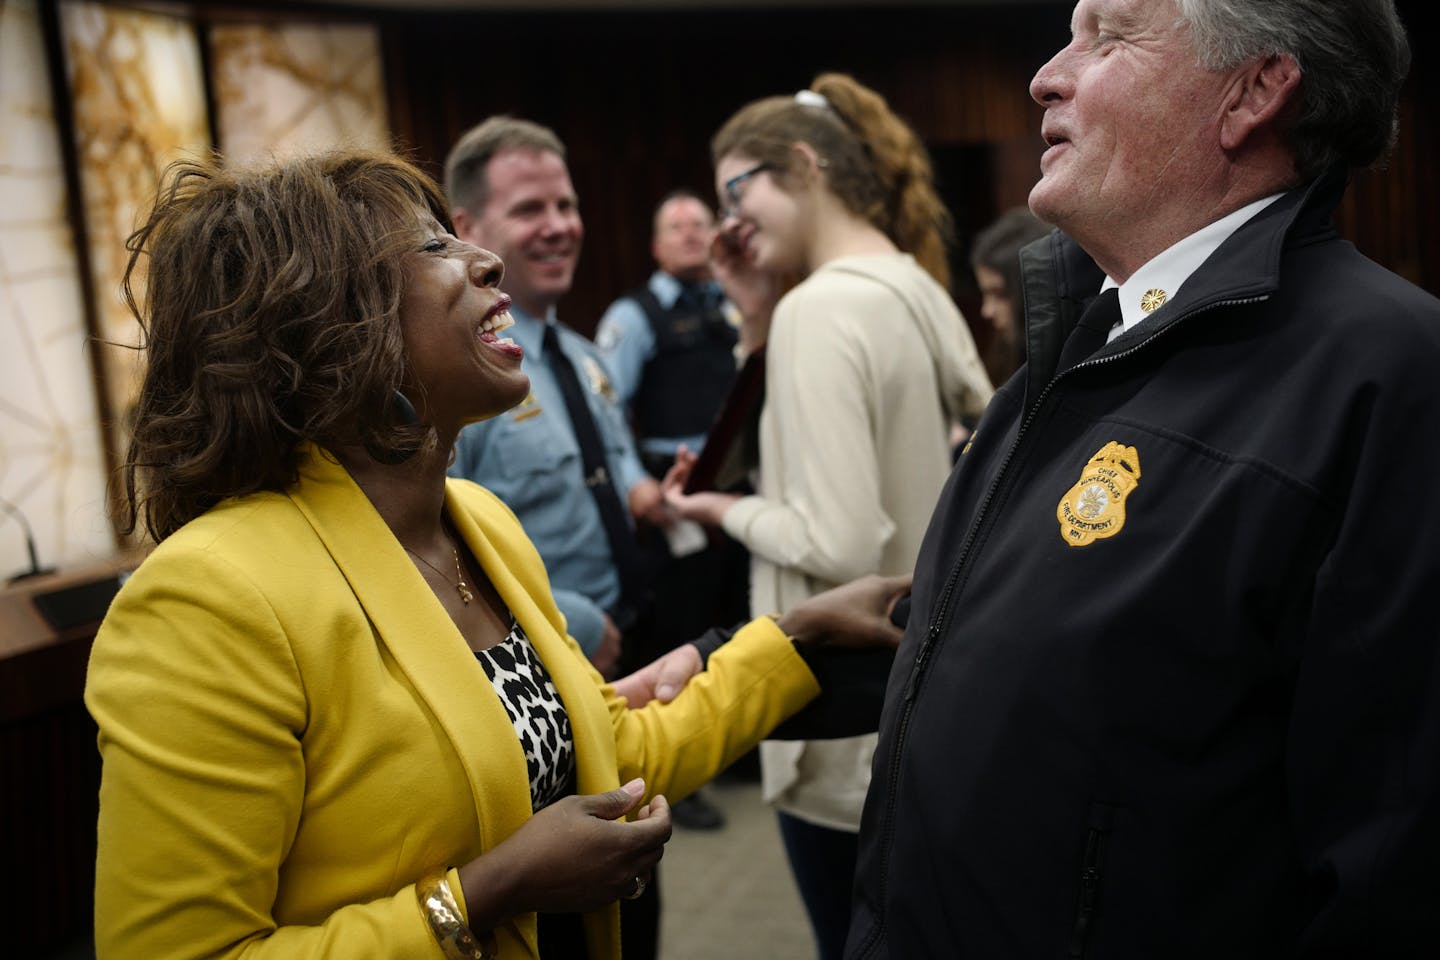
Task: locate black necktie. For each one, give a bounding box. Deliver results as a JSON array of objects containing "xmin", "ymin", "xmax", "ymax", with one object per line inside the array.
[
  {"xmin": 1057, "ymin": 287, "xmax": 1122, "ymax": 372},
  {"xmin": 541, "ymin": 324, "xmax": 642, "ymax": 604}
]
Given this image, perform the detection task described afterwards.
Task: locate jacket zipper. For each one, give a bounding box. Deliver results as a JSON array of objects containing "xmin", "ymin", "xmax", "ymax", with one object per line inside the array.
[
  {"xmin": 1068, "ymin": 824, "xmax": 1108, "ymax": 957},
  {"xmin": 856, "ymin": 295, "xmax": 1266, "ymax": 957}
]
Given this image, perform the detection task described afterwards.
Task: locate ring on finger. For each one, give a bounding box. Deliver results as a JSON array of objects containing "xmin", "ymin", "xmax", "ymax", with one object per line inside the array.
[{"xmin": 623, "ymin": 874, "xmax": 647, "ymax": 900}]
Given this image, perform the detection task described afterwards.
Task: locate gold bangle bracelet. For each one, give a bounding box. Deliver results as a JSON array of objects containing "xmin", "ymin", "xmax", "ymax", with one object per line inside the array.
[{"xmin": 416, "ymin": 870, "xmax": 498, "ymax": 960}]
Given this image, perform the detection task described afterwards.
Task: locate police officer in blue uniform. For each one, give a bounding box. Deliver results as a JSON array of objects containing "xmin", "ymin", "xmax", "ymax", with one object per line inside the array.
[
  {"xmin": 597, "ymin": 190, "xmax": 738, "ymax": 477},
  {"xmin": 445, "ymin": 117, "xmax": 667, "ymax": 678}
]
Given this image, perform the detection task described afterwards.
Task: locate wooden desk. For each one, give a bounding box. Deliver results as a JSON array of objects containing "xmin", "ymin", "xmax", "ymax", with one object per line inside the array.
[
  {"xmin": 1, "ymin": 557, "xmax": 141, "ymax": 955},
  {"xmin": 1, "ymin": 557, "xmax": 138, "ymax": 723}
]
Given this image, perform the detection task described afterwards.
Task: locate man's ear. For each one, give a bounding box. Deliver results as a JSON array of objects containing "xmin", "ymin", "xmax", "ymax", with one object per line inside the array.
[
  {"xmin": 1221, "ymin": 53, "xmax": 1300, "ymax": 151},
  {"xmin": 450, "ymin": 206, "xmax": 477, "ymax": 244}
]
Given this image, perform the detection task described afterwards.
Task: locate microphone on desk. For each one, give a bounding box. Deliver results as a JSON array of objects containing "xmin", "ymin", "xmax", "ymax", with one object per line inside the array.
[{"xmin": 1, "ymin": 495, "xmax": 58, "ymax": 583}]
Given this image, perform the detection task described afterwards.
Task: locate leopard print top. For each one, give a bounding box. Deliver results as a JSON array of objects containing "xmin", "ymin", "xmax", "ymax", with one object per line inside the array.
[{"xmin": 475, "ymin": 619, "xmax": 576, "ymax": 811}]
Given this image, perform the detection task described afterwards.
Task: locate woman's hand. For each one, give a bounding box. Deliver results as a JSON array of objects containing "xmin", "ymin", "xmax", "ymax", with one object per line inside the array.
[
  {"xmin": 611, "ymin": 643, "xmax": 704, "ymax": 706},
  {"xmin": 776, "ymin": 573, "xmax": 912, "ymax": 650},
  {"xmin": 457, "ymin": 778, "xmax": 672, "ymax": 926},
  {"xmin": 710, "ymin": 231, "xmax": 802, "ymax": 357},
  {"xmin": 710, "ymin": 230, "xmax": 779, "ymax": 330},
  {"xmin": 659, "ymin": 446, "xmax": 697, "ymax": 499},
  {"xmin": 627, "ymin": 476, "xmax": 672, "ymax": 528},
  {"xmin": 661, "ymin": 446, "xmax": 740, "ymax": 525}
]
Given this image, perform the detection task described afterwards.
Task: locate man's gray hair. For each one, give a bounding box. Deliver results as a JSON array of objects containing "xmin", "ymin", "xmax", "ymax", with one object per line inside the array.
[
  {"xmin": 443, "ymin": 116, "xmax": 566, "ymax": 216},
  {"xmin": 1174, "ymin": 0, "xmax": 1411, "ymax": 179}
]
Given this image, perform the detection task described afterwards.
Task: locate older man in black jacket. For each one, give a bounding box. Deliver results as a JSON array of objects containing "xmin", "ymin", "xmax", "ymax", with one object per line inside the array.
[{"xmin": 849, "ymin": 1, "xmax": 1438, "ymax": 957}]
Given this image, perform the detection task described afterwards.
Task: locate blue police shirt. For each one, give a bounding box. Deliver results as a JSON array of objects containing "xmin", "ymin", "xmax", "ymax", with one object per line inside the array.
[
  {"xmin": 449, "ymin": 306, "xmax": 648, "ymax": 656},
  {"xmin": 595, "ymin": 271, "xmax": 728, "ymax": 458}
]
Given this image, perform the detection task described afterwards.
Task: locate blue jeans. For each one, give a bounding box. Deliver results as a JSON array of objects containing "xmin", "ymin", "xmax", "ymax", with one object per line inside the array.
[{"xmin": 777, "ymin": 811, "xmax": 859, "ymax": 960}]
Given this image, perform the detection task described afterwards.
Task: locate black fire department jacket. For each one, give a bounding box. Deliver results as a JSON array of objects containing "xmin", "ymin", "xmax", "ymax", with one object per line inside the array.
[{"xmin": 849, "ymin": 169, "xmax": 1440, "ymax": 959}]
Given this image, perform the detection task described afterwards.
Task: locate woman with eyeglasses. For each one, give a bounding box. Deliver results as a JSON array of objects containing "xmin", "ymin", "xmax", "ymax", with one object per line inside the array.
[{"xmin": 663, "ymin": 73, "xmax": 994, "ymax": 958}]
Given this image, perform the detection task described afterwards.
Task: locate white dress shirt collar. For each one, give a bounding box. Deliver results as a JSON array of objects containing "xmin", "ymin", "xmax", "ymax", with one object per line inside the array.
[{"xmin": 1100, "ymin": 193, "xmax": 1284, "ymax": 340}]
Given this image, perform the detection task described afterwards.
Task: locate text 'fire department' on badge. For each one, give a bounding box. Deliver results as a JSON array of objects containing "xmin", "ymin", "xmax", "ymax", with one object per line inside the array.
[{"xmin": 1056, "ymin": 441, "xmax": 1142, "ymax": 547}]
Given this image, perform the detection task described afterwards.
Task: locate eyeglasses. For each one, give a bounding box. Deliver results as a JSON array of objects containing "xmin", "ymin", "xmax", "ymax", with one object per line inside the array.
[{"xmin": 720, "ymin": 163, "xmax": 771, "ymax": 220}]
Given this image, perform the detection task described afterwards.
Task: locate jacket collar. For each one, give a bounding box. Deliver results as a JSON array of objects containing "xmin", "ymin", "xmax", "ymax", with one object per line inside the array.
[
  {"xmin": 286, "ymin": 444, "xmax": 534, "ymax": 843},
  {"xmin": 285, "ymin": 444, "xmax": 621, "ymax": 803},
  {"xmin": 1019, "ymin": 166, "xmax": 1349, "ymax": 400}
]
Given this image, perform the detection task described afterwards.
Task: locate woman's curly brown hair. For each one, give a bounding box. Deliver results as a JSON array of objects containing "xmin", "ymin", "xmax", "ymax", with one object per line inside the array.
[{"xmin": 119, "ymin": 150, "xmax": 448, "ymax": 542}]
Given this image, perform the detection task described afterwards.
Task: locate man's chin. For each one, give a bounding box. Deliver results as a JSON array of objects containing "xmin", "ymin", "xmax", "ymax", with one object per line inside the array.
[
  {"xmin": 674, "ymin": 260, "xmax": 711, "ymax": 278},
  {"xmin": 1027, "ymin": 179, "xmax": 1065, "ymax": 229}
]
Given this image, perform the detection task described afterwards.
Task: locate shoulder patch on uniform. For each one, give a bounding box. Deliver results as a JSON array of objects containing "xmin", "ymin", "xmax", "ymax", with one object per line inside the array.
[
  {"xmin": 511, "ymin": 392, "xmax": 543, "ymax": 422},
  {"xmin": 1056, "ymin": 441, "xmax": 1141, "ymax": 546}
]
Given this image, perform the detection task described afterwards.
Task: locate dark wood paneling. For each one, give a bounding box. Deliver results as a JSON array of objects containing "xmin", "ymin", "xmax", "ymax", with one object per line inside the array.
[
  {"xmin": 1335, "ymin": 14, "xmax": 1434, "ymax": 291},
  {"xmin": 380, "ymin": 4, "xmax": 1072, "ymax": 337},
  {"xmin": 380, "ymin": 1, "xmax": 1435, "ymax": 336}
]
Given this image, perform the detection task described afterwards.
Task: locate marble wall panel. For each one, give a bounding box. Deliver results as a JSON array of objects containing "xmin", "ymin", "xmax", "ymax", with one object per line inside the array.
[
  {"xmin": 1, "ymin": 2, "xmax": 389, "ymax": 571},
  {"xmin": 59, "ymin": 0, "xmax": 211, "ymax": 473},
  {"xmin": 0, "ymin": 0, "xmax": 116, "ymax": 577},
  {"xmin": 210, "ymin": 21, "xmax": 390, "ymax": 165}
]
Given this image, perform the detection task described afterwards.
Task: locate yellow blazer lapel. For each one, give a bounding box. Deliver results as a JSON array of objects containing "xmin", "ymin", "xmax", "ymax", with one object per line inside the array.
[
  {"xmin": 444, "ymin": 478, "xmax": 626, "ymax": 960},
  {"xmin": 288, "ymin": 446, "xmax": 532, "ymax": 846},
  {"xmin": 444, "ymin": 479, "xmax": 622, "ymax": 798}
]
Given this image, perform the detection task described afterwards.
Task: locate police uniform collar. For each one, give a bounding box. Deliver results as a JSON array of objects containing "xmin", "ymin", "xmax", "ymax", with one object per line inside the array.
[{"xmin": 653, "ymin": 270, "xmax": 719, "ymax": 310}]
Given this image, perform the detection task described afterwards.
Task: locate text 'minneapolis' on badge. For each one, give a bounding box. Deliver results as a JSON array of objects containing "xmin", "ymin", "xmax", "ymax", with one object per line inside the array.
[{"xmin": 1056, "ymin": 441, "xmax": 1142, "ymax": 547}]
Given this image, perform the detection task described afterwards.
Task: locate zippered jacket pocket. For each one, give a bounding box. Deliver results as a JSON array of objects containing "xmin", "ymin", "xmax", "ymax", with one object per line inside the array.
[{"xmin": 1069, "ymin": 801, "xmax": 1117, "ymax": 958}]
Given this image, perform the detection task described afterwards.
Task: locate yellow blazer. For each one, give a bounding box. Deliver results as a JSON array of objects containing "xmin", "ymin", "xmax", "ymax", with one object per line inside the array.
[{"xmin": 86, "ymin": 445, "xmax": 820, "ymax": 959}]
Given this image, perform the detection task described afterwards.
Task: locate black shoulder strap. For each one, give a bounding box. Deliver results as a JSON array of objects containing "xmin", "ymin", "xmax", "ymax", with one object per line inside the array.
[{"xmin": 630, "ymin": 287, "xmax": 667, "ymax": 335}]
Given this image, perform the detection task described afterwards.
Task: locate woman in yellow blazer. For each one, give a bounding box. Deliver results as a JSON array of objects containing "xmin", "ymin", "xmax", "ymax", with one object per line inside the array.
[{"xmin": 85, "ymin": 152, "xmax": 905, "ymax": 960}]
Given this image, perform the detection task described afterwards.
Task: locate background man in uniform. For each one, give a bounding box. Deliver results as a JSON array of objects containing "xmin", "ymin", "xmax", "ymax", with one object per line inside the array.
[
  {"xmin": 597, "ymin": 189, "xmax": 738, "ymax": 480},
  {"xmin": 595, "ymin": 190, "xmax": 751, "ymax": 830},
  {"xmin": 850, "ymin": 1, "xmax": 1439, "ymax": 956},
  {"xmin": 445, "ymin": 117, "xmax": 667, "ymax": 679}
]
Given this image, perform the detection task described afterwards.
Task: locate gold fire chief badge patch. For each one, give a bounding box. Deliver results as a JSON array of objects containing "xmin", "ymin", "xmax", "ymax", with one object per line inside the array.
[{"xmin": 1056, "ymin": 441, "xmax": 1142, "ymax": 547}]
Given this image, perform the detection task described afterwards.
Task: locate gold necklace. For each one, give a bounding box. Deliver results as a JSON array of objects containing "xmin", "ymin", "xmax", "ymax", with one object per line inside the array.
[{"xmin": 405, "ymin": 542, "xmax": 475, "ymax": 605}]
